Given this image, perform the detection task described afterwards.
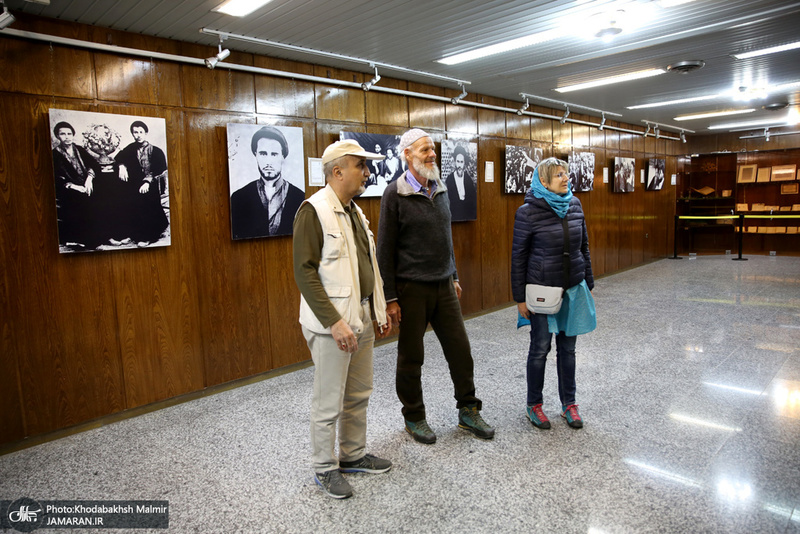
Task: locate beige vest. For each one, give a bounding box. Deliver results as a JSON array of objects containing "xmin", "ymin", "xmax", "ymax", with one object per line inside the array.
[{"xmin": 298, "ymin": 185, "xmax": 387, "ymax": 334}]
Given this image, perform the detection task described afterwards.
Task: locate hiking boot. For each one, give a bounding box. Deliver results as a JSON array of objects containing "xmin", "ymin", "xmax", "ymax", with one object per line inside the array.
[
  {"xmin": 339, "ymin": 454, "xmax": 392, "ymax": 474},
  {"xmin": 405, "ymin": 419, "xmax": 436, "ymax": 444},
  {"xmin": 526, "ymin": 404, "xmax": 551, "ymax": 429},
  {"xmin": 561, "ymin": 404, "xmax": 583, "ymax": 429},
  {"xmin": 458, "ymin": 406, "xmax": 495, "ymax": 439},
  {"xmin": 314, "ymin": 469, "xmax": 353, "ymax": 499}
]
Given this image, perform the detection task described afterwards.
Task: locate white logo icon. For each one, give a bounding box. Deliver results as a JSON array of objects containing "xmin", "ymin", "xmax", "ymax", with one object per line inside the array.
[{"xmin": 9, "ymin": 505, "xmax": 41, "ymax": 523}]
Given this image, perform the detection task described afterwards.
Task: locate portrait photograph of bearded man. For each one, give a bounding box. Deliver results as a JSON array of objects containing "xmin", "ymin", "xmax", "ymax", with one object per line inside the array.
[
  {"xmin": 227, "ymin": 124, "xmax": 306, "ymax": 239},
  {"xmin": 441, "ymin": 140, "xmax": 478, "ymax": 221}
]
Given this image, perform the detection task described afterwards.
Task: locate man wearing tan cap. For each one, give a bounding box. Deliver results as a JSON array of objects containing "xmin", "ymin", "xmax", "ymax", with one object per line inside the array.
[
  {"xmin": 377, "ymin": 128, "xmax": 495, "ymax": 445},
  {"xmin": 293, "ymin": 139, "xmax": 392, "ymax": 499}
]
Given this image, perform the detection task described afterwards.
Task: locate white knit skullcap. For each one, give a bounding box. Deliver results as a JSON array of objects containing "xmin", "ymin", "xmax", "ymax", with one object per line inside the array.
[{"xmin": 397, "ymin": 128, "xmax": 430, "ymax": 154}]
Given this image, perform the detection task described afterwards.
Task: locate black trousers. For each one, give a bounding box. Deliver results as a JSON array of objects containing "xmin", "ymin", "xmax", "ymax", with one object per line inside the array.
[{"xmin": 395, "ymin": 278, "xmax": 481, "ymax": 422}]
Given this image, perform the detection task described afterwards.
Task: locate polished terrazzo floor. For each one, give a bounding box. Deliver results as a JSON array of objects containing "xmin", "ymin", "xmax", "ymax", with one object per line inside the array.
[{"xmin": 1, "ymin": 256, "xmax": 799, "ymax": 533}]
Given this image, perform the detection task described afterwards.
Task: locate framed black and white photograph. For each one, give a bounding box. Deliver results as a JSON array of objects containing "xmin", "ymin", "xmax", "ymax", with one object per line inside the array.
[
  {"xmin": 505, "ymin": 145, "xmax": 543, "ymax": 194},
  {"xmin": 646, "ymin": 158, "xmax": 666, "ymax": 191},
  {"xmin": 227, "ymin": 123, "xmax": 305, "ymax": 240},
  {"xmin": 568, "ymin": 152, "xmax": 595, "ymax": 192},
  {"xmin": 441, "ymin": 140, "xmax": 478, "ymax": 221},
  {"xmin": 614, "ymin": 157, "xmax": 635, "ymax": 193},
  {"xmin": 49, "ymin": 108, "xmax": 171, "ymax": 254},
  {"xmin": 340, "ymin": 131, "xmax": 404, "ymax": 197}
]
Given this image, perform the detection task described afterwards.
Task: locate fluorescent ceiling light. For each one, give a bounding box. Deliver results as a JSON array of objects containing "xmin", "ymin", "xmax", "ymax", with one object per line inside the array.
[
  {"xmin": 628, "ymin": 94, "xmax": 719, "ymax": 109},
  {"xmin": 555, "ymin": 68, "xmax": 665, "ymax": 93},
  {"xmin": 708, "ymin": 117, "xmax": 789, "ymax": 130},
  {"xmin": 733, "ymin": 40, "xmax": 800, "ymax": 60},
  {"xmin": 212, "ymin": 0, "xmax": 273, "ymax": 17},
  {"xmin": 437, "ymin": 29, "xmax": 560, "ymax": 65},
  {"xmin": 675, "ymin": 109, "xmax": 755, "ymax": 121}
]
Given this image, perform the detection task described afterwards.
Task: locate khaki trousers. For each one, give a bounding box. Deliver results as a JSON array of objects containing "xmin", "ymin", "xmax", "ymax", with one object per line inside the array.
[{"xmin": 303, "ymin": 301, "xmax": 374, "ymax": 473}]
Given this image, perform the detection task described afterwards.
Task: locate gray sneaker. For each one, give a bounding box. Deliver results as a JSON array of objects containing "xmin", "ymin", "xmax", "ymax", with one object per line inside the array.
[
  {"xmin": 340, "ymin": 454, "xmax": 392, "ymax": 474},
  {"xmin": 458, "ymin": 406, "xmax": 495, "ymax": 439},
  {"xmin": 314, "ymin": 470, "xmax": 353, "ymax": 499}
]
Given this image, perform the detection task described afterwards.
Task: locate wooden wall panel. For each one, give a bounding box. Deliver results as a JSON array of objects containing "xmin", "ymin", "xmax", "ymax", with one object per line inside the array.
[
  {"xmin": 408, "ymin": 83, "xmax": 446, "ymax": 130},
  {"xmin": 184, "ymin": 112, "xmax": 274, "ymax": 387},
  {"xmin": 606, "ymin": 123, "xmax": 620, "ymax": 152},
  {"xmin": 531, "ymin": 108, "xmax": 553, "ymax": 143},
  {"xmin": 445, "ymin": 99, "xmax": 478, "ymax": 135},
  {"xmin": 572, "ymin": 115, "xmax": 590, "ymax": 149},
  {"xmin": 480, "ymin": 138, "xmax": 512, "ymax": 310},
  {"xmin": 256, "ymin": 117, "xmax": 315, "ymax": 369},
  {"xmin": 366, "ymin": 77, "xmax": 409, "ymax": 127},
  {"xmin": 314, "ymin": 66, "xmax": 365, "ymax": 123},
  {"xmin": 0, "ymin": 39, "xmax": 94, "ymax": 98},
  {"xmin": 254, "ymin": 57, "xmax": 316, "ymax": 119},
  {"xmin": 95, "ymin": 54, "xmax": 183, "ymax": 107},
  {"xmin": 506, "ymin": 107, "xmax": 531, "ymax": 141},
  {"xmin": 180, "ymin": 44, "xmax": 256, "ymax": 113},
  {"xmin": 5, "ymin": 96, "xmax": 126, "ymax": 437},
  {"xmin": 589, "ymin": 124, "xmax": 606, "ymax": 149},
  {"xmin": 477, "ymin": 96, "xmax": 506, "ymax": 138},
  {"xmin": 94, "ymin": 103, "xmax": 205, "ymax": 409}
]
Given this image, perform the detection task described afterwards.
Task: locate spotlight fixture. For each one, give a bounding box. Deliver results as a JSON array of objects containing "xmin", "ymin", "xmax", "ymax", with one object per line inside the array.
[
  {"xmin": 516, "ymin": 98, "xmax": 529, "ymax": 116},
  {"xmin": 654, "ymin": 126, "xmax": 660, "ymax": 139},
  {"xmin": 644, "ymin": 124, "xmax": 651, "ymax": 137},
  {"xmin": 451, "ymin": 83, "xmax": 468, "ymax": 105},
  {"xmin": 560, "ymin": 106, "xmax": 570, "ymax": 124},
  {"xmin": 361, "ymin": 64, "xmax": 381, "ymax": 91},
  {"xmin": 0, "ymin": 3, "xmax": 15, "ymax": 30},
  {"xmin": 599, "ymin": 113, "xmax": 606, "ymax": 131},
  {"xmin": 205, "ymin": 43, "xmax": 231, "ymax": 69},
  {"xmin": 680, "ymin": 131, "xmax": 687, "ymax": 143},
  {"xmin": 764, "ymin": 128, "xmax": 770, "ymax": 142}
]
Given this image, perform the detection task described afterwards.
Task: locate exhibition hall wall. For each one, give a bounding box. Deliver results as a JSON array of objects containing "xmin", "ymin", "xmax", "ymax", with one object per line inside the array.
[{"xmin": 0, "ymin": 15, "xmax": 682, "ymax": 446}]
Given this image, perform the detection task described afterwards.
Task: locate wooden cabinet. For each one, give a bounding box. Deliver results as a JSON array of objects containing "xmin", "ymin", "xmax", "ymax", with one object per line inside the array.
[{"xmin": 677, "ymin": 152, "xmax": 800, "ymax": 255}]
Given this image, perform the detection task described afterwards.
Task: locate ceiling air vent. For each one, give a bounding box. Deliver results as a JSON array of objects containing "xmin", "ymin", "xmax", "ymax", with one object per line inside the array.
[{"xmin": 666, "ymin": 60, "xmax": 706, "ymax": 74}]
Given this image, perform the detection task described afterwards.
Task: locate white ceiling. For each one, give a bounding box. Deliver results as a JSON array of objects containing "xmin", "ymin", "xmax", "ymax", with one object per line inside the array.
[{"xmin": 6, "ymin": 0, "xmax": 800, "ymax": 136}]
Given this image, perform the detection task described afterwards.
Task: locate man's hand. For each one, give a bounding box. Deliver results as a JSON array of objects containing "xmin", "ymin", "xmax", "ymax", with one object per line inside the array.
[
  {"xmin": 387, "ymin": 301, "xmax": 401, "ymax": 327},
  {"xmin": 375, "ymin": 322, "xmax": 391, "ymax": 340},
  {"xmin": 331, "ymin": 318, "xmax": 358, "ymax": 353},
  {"xmin": 139, "ymin": 182, "xmax": 150, "ymax": 194},
  {"xmin": 517, "ymin": 301, "xmax": 531, "ymax": 319},
  {"xmin": 453, "ymin": 280, "xmax": 463, "ymax": 300},
  {"xmin": 118, "ymin": 165, "xmax": 129, "ymax": 182}
]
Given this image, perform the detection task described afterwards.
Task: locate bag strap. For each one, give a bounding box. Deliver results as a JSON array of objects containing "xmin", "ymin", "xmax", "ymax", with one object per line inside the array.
[{"xmin": 560, "ymin": 216, "xmax": 570, "ymax": 292}]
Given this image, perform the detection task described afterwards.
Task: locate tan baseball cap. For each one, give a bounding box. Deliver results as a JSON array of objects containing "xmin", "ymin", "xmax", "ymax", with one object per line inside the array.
[{"xmin": 321, "ymin": 140, "xmax": 385, "ymax": 165}]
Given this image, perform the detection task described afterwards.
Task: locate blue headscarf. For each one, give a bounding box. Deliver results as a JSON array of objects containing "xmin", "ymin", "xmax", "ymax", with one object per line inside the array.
[{"xmin": 530, "ymin": 167, "xmax": 573, "ymax": 218}]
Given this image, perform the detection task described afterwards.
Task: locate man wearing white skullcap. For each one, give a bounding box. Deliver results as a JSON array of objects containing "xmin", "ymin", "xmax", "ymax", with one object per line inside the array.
[{"xmin": 377, "ymin": 128, "xmax": 495, "ymax": 445}]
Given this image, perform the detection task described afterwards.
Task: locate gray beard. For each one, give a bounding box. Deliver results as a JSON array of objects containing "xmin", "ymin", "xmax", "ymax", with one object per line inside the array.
[{"xmin": 412, "ymin": 159, "xmax": 440, "ymax": 182}]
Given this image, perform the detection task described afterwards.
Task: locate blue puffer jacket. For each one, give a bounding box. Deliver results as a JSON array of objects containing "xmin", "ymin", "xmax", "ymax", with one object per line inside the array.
[{"xmin": 511, "ymin": 190, "xmax": 594, "ymax": 303}]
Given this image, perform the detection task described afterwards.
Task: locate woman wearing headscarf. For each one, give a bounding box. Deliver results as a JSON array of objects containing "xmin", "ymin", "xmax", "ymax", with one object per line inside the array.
[{"xmin": 511, "ymin": 157, "xmax": 596, "ymax": 429}]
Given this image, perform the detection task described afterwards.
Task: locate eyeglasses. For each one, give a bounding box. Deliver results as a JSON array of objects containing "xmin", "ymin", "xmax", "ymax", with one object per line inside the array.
[{"xmin": 555, "ymin": 172, "xmax": 569, "ymax": 179}]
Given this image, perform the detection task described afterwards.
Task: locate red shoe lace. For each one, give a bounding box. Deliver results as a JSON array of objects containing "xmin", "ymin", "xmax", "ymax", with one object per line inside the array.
[
  {"xmin": 533, "ymin": 404, "xmax": 549, "ymax": 422},
  {"xmin": 564, "ymin": 404, "xmax": 581, "ymax": 421}
]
